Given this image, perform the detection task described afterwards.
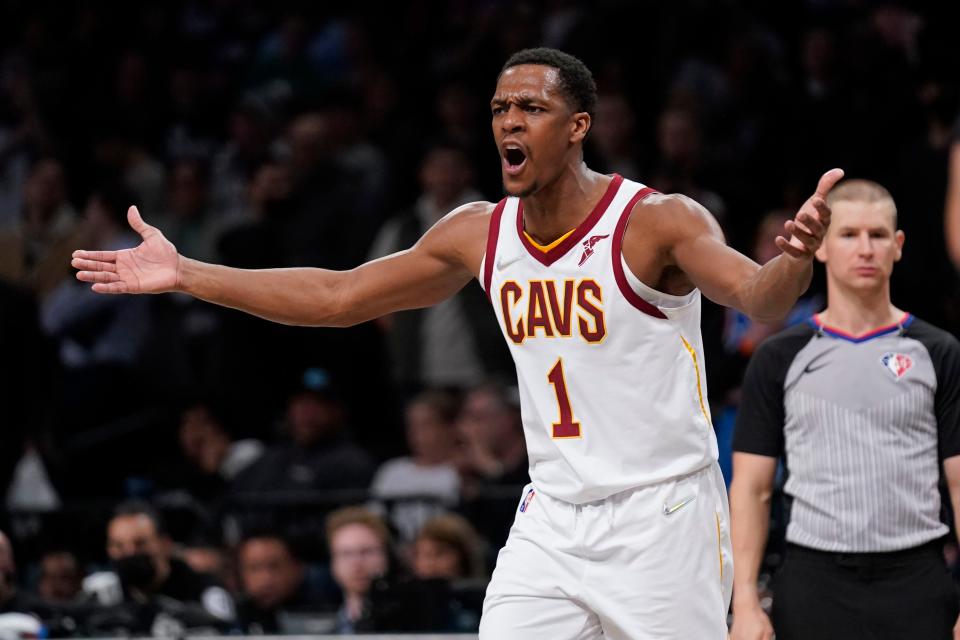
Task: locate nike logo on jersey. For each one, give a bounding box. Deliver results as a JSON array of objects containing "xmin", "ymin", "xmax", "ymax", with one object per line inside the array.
[
  {"xmin": 577, "ymin": 234, "xmax": 610, "ymax": 267},
  {"xmin": 497, "ymin": 253, "xmax": 525, "ymax": 270},
  {"xmin": 662, "ymin": 495, "xmax": 696, "ymax": 516}
]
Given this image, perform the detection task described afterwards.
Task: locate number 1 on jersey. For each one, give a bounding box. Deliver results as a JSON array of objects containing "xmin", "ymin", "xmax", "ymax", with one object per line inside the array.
[{"xmin": 548, "ymin": 358, "xmax": 581, "ymax": 438}]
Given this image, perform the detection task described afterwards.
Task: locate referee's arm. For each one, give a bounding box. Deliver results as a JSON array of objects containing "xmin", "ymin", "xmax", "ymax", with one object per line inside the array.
[
  {"xmin": 729, "ymin": 338, "xmax": 790, "ymax": 640},
  {"xmin": 730, "ymin": 453, "xmax": 777, "ymax": 640}
]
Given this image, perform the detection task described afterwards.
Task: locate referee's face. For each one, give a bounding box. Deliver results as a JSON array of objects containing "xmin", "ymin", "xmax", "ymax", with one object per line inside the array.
[{"xmin": 817, "ymin": 200, "xmax": 904, "ymax": 292}]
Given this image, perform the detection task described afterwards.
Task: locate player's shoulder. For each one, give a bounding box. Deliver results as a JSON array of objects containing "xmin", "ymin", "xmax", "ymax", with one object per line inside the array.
[{"xmin": 627, "ymin": 191, "xmax": 722, "ymax": 243}]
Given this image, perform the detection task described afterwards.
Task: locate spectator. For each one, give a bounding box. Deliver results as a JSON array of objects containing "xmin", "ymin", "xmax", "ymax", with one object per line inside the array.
[
  {"xmin": 178, "ymin": 399, "xmax": 264, "ymax": 485},
  {"xmin": 83, "ymin": 501, "xmax": 236, "ymax": 624},
  {"xmin": 946, "ymin": 118, "xmax": 960, "ymax": 273},
  {"xmin": 0, "ymin": 531, "xmax": 15, "ymax": 611},
  {"xmin": 456, "ymin": 382, "xmax": 528, "ymax": 550},
  {"xmin": 231, "ymin": 368, "xmax": 375, "ymax": 495},
  {"xmin": 0, "ymin": 158, "xmax": 80, "ymax": 298},
  {"xmin": 411, "ymin": 514, "xmax": 485, "ymax": 581},
  {"xmin": 367, "ymin": 143, "xmax": 510, "ymax": 393},
  {"xmin": 370, "ymin": 390, "xmax": 461, "ymax": 542},
  {"xmin": 236, "ymin": 533, "xmax": 326, "ymax": 634},
  {"xmin": 37, "ymin": 550, "xmax": 82, "ymax": 603},
  {"xmin": 0, "ymin": 530, "xmax": 42, "ymax": 615},
  {"xmin": 326, "ymin": 507, "xmax": 391, "ymax": 633},
  {"xmin": 152, "ymin": 158, "xmax": 221, "ymax": 263}
]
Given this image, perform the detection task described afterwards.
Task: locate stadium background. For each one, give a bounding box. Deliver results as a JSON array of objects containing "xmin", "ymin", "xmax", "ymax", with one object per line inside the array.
[{"xmin": 1, "ymin": 0, "xmax": 960, "ymax": 635}]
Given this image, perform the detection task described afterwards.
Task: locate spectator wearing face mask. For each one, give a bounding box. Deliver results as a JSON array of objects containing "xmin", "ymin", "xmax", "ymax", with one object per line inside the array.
[{"xmin": 82, "ymin": 501, "xmax": 236, "ymax": 626}]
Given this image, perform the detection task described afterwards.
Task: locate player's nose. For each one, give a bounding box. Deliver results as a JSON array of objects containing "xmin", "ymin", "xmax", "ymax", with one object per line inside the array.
[{"xmin": 501, "ymin": 105, "xmax": 525, "ymax": 133}]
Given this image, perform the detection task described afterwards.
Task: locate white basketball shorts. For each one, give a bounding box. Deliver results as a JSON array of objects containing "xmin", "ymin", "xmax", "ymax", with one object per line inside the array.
[{"xmin": 480, "ymin": 462, "xmax": 733, "ymax": 639}]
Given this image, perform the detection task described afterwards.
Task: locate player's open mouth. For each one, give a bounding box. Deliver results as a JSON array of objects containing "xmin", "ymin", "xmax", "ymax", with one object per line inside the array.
[{"xmin": 502, "ymin": 146, "xmax": 527, "ymax": 176}]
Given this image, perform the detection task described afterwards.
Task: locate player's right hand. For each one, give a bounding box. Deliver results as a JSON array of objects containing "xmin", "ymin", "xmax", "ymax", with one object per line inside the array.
[
  {"xmin": 729, "ymin": 604, "xmax": 774, "ymax": 640},
  {"xmin": 72, "ymin": 206, "xmax": 180, "ymax": 294}
]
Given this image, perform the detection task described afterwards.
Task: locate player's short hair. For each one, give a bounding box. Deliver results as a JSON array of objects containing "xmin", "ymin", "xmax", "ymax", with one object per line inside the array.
[
  {"xmin": 325, "ymin": 506, "xmax": 391, "ymax": 549},
  {"xmin": 501, "ymin": 48, "xmax": 597, "ymax": 119},
  {"xmin": 826, "ymin": 179, "xmax": 897, "ymax": 228}
]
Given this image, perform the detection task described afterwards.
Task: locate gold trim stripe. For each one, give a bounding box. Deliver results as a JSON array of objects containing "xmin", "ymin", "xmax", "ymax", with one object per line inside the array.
[
  {"xmin": 679, "ymin": 335, "xmax": 710, "ymax": 424},
  {"xmin": 523, "ymin": 228, "xmax": 576, "ymax": 253}
]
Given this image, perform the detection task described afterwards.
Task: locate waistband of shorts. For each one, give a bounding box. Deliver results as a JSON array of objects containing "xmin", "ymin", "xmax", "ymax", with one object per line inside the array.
[{"xmin": 786, "ymin": 538, "xmax": 945, "ymax": 567}]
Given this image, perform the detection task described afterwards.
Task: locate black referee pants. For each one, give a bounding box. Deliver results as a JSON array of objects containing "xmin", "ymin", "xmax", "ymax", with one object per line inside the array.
[{"xmin": 772, "ymin": 541, "xmax": 959, "ymax": 640}]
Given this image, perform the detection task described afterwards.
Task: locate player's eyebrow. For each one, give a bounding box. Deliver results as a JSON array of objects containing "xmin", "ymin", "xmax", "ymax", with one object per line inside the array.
[{"xmin": 490, "ymin": 96, "xmax": 545, "ymax": 111}]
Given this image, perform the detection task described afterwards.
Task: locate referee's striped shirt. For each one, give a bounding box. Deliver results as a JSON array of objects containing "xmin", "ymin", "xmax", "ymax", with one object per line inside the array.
[{"xmin": 733, "ymin": 314, "xmax": 960, "ymax": 552}]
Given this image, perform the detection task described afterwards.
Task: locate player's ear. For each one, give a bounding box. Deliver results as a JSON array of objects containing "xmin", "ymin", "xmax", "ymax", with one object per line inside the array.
[
  {"xmin": 894, "ymin": 229, "xmax": 905, "ymax": 262},
  {"xmin": 570, "ymin": 112, "xmax": 590, "ymax": 144}
]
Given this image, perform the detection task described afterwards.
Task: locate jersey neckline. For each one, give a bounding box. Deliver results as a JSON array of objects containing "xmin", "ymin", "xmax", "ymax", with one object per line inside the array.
[
  {"xmin": 808, "ymin": 312, "xmax": 913, "ymax": 343},
  {"xmin": 516, "ymin": 174, "xmax": 623, "ymax": 266}
]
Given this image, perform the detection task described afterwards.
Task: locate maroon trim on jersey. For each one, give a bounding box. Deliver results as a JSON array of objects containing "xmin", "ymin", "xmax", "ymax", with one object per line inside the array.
[
  {"xmin": 517, "ymin": 174, "xmax": 624, "ymax": 266},
  {"xmin": 612, "ymin": 187, "xmax": 668, "ymax": 319},
  {"xmin": 483, "ymin": 199, "xmax": 508, "ymax": 302}
]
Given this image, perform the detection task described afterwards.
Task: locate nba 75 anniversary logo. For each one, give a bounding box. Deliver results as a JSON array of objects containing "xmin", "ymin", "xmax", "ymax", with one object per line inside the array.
[{"xmin": 880, "ymin": 352, "xmax": 912, "ymax": 380}]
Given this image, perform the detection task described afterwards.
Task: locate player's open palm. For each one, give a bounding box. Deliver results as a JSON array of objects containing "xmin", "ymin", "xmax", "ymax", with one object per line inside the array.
[
  {"xmin": 730, "ymin": 606, "xmax": 774, "ymax": 640},
  {"xmin": 73, "ymin": 206, "xmax": 180, "ymax": 294}
]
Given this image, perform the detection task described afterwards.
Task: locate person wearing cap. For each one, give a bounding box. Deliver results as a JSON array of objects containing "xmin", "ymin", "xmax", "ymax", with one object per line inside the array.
[
  {"xmin": 231, "ymin": 367, "xmax": 375, "ymax": 496},
  {"xmin": 729, "ymin": 180, "xmax": 960, "ymax": 640}
]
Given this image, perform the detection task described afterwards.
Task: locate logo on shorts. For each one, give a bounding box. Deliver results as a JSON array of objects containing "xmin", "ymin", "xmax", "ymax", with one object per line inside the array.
[
  {"xmin": 578, "ymin": 234, "xmax": 610, "ymax": 267},
  {"xmin": 662, "ymin": 495, "xmax": 696, "ymax": 516},
  {"xmin": 880, "ymin": 352, "xmax": 912, "ymax": 380},
  {"xmin": 519, "ymin": 487, "xmax": 536, "ymax": 513}
]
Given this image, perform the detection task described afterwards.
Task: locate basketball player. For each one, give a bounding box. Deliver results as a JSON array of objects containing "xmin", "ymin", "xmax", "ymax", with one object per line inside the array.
[{"xmin": 73, "ymin": 48, "xmax": 842, "ymax": 638}]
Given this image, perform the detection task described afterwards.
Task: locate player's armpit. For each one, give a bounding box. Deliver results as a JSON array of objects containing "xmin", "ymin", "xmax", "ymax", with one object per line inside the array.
[{"xmin": 624, "ymin": 194, "xmax": 764, "ymax": 312}]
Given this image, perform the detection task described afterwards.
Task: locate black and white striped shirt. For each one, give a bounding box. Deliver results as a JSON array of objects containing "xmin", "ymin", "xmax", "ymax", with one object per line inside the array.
[{"xmin": 734, "ymin": 314, "xmax": 960, "ymax": 552}]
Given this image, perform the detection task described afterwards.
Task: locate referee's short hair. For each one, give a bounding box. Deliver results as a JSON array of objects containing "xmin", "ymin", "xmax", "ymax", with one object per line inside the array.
[{"xmin": 826, "ymin": 179, "xmax": 897, "ymax": 228}]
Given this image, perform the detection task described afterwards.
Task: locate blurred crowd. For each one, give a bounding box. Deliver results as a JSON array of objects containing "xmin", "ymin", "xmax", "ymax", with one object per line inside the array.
[{"xmin": 1, "ymin": 0, "xmax": 960, "ymax": 635}]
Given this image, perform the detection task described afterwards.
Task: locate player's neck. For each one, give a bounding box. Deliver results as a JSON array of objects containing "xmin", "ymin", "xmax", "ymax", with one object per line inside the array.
[
  {"xmin": 520, "ymin": 164, "xmax": 609, "ymax": 245},
  {"xmin": 821, "ymin": 284, "xmax": 902, "ymax": 336}
]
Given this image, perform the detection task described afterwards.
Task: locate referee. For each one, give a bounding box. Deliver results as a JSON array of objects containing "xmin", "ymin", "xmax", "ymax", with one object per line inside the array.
[{"xmin": 729, "ymin": 180, "xmax": 960, "ymax": 640}]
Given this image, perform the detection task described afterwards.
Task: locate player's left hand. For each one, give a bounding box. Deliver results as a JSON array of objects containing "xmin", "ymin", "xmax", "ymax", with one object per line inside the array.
[
  {"xmin": 776, "ymin": 168, "xmax": 844, "ymax": 260},
  {"xmin": 952, "ymin": 612, "xmax": 960, "ymax": 640}
]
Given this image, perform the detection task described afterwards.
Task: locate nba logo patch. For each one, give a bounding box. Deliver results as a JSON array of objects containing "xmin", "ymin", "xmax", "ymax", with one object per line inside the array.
[
  {"xmin": 880, "ymin": 352, "xmax": 912, "ymax": 380},
  {"xmin": 519, "ymin": 488, "xmax": 536, "ymax": 513}
]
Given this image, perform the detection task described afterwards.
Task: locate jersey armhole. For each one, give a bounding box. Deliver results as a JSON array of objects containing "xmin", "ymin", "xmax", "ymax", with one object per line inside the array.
[
  {"xmin": 611, "ymin": 188, "xmax": 668, "ymax": 319},
  {"xmin": 482, "ymin": 198, "xmax": 508, "ymax": 299}
]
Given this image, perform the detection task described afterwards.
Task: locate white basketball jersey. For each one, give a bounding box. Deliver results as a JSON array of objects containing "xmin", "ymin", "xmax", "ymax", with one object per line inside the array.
[{"xmin": 480, "ymin": 175, "xmax": 718, "ymax": 504}]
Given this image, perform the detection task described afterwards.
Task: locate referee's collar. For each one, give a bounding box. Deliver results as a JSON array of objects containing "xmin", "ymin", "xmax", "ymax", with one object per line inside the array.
[{"xmin": 808, "ymin": 312, "xmax": 913, "ymax": 343}]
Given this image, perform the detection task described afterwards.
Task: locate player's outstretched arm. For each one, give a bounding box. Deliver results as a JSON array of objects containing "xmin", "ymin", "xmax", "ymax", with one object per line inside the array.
[
  {"xmin": 73, "ymin": 203, "xmax": 492, "ymax": 327},
  {"xmin": 652, "ymin": 168, "xmax": 843, "ymax": 322}
]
